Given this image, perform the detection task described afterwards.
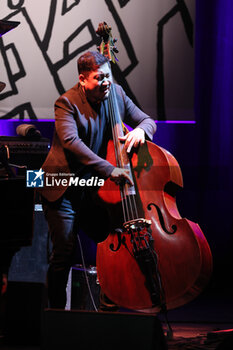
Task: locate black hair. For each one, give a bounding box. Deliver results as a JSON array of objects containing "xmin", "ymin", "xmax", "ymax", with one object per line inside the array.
[{"xmin": 77, "ymin": 51, "xmax": 109, "ymax": 76}]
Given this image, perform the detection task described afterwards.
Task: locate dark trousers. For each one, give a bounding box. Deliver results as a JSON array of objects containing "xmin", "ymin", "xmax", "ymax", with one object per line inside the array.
[
  {"xmin": 42, "ymin": 188, "xmax": 83, "ymax": 308},
  {"xmin": 42, "ymin": 187, "xmax": 116, "ymax": 310}
]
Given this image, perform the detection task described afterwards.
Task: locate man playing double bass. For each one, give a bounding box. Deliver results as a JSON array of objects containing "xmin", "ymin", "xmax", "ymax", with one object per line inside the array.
[{"xmin": 40, "ymin": 51, "xmax": 156, "ymax": 309}]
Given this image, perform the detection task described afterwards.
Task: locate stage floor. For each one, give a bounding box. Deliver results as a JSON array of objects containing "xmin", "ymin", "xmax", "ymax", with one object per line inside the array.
[{"xmin": 0, "ymin": 287, "xmax": 232, "ymax": 349}]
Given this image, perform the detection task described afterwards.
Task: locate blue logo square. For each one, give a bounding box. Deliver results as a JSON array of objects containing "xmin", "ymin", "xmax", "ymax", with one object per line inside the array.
[{"xmin": 26, "ymin": 169, "xmax": 44, "ymax": 188}]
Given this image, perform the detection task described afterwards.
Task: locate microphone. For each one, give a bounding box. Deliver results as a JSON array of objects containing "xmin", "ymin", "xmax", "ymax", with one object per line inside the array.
[{"xmin": 16, "ymin": 124, "xmax": 41, "ymax": 140}]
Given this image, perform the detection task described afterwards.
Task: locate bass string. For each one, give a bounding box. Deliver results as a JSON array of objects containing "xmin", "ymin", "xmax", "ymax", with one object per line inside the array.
[
  {"xmin": 108, "ymin": 86, "xmax": 129, "ymax": 222},
  {"xmin": 109, "ymin": 85, "xmax": 139, "ymax": 222},
  {"xmin": 110, "ymin": 85, "xmax": 139, "ymax": 222},
  {"xmin": 108, "ymin": 84, "xmax": 139, "ymax": 222}
]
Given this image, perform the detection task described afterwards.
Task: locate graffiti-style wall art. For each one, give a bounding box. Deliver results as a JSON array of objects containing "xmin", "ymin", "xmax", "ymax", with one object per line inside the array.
[{"xmin": 0, "ymin": 0, "xmax": 194, "ymax": 120}]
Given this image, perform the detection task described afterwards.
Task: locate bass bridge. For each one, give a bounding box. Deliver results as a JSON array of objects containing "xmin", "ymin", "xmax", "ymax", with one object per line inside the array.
[
  {"xmin": 123, "ymin": 218, "xmax": 152, "ymax": 231},
  {"xmin": 110, "ymin": 218, "xmax": 164, "ymax": 307},
  {"xmin": 110, "ymin": 218, "xmax": 152, "ymax": 252}
]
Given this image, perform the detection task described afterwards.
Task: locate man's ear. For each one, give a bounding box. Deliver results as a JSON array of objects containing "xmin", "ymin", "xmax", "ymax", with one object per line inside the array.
[{"xmin": 79, "ymin": 74, "xmax": 86, "ymax": 86}]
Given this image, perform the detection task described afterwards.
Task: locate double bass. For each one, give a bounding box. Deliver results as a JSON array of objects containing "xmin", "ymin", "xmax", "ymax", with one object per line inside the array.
[{"xmin": 95, "ymin": 23, "xmax": 212, "ymax": 312}]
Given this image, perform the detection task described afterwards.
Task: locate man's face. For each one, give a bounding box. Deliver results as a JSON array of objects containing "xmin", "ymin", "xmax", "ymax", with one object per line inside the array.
[{"xmin": 80, "ymin": 62, "xmax": 112, "ymax": 103}]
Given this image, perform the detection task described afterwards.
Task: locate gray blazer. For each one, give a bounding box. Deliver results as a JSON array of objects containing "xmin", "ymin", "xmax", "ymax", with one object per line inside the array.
[{"xmin": 39, "ymin": 83, "xmax": 156, "ymax": 201}]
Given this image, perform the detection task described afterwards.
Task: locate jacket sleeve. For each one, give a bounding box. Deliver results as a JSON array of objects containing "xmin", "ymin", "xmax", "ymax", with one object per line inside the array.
[
  {"xmin": 54, "ymin": 96, "xmax": 114, "ymax": 178},
  {"xmin": 116, "ymin": 85, "xmax": 157, "ymax": 140}
]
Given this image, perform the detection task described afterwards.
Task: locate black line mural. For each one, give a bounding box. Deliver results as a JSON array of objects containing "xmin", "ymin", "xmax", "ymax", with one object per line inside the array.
[
  {"xmin": 62, "ymin": 0, "xmax": 81, "ymax": 15},
  {"xmin": 0, "ymin": 0, "xmax": 194, "ymax": 120},
  {"xmin": 0, "ymin": 39, "xmax": 26, "ymax": 99}
]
